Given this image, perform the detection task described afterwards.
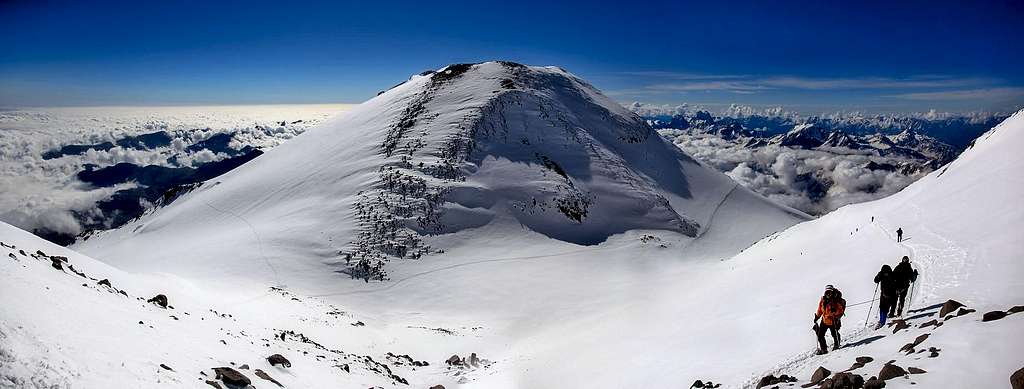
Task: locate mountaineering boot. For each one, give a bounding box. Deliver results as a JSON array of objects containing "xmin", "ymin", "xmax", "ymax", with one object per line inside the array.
[
  {"xmin": 874, "ymin": 322, "xmax": 884, "ymax": 330},
  {"xmin": 816, "ymin": 349, "xmax": 827, "ymax": 355}
]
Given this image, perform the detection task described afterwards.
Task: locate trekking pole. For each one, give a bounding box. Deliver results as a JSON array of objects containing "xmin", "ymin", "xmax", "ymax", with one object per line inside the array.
[
  {"xmin": 908, "ymin": 280, "xmax": 916, "ymax": 312},
  {"xmin": 864, "ymin": 283, "xmax": 878, "ymax": 327}
]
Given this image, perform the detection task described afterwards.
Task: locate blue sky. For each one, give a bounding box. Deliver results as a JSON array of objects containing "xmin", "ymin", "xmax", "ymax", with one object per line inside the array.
[{"xmin": 1, "ymin": 0, "xmax": 1022, "ymax": 113}]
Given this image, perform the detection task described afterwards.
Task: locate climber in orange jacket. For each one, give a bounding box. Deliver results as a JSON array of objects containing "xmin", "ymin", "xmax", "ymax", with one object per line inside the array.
[{"xmin": 813, "ymin": 284, "xmax": 847, "ymax": 354}]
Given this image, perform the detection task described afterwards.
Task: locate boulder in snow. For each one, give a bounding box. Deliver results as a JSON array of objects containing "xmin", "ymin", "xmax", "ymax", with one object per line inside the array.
[
  {"xmin": 147, "ymin": 294, "xmax": 168, "ymax": 308},
  {"xmin": 938, "ymin": 300, "xmax": 964, "ymax": 317},
  {"xmin": 907, "ymin": 367, "xmax": 926, "ymax": 374},
  {"xmin": 1011, "ymin": 367, "xmax": 1024, "ymax": 389},
  {"xmin": 254, "ymin": 369, "xmax": 283, "ymax": 387},
  {"xmin": 266, "ymin": 353, "xmax": 291, "ymax": 368},
  {"xmin": 863, "ymin": 376, "xmax": 885, "ymax": 389},
  {"xmin": 822, "ymin": 372, "xmax": 864, "ymax": 389},
  {"xmin": 982, "ymin": 310, "xmax": 1007, "ymax": 322},
  {"xmin": 446, "ymin": 354, "xmax": 463, "ymax": 366},
  {"xmin": 212, "ymin": 367, "xmax": 251, "ymax": 387},
  {"xmin": 1008, "ymin": 305, "xmax": 1024, "ymax": 315},
  {"xmin": 878, "ymin": 363, "xmax": 907, "ymax": 380},
  {"xmin": 890, "ymin": 319, "xmax": 910, "ymax": 333},
  {"xmin": 811, "ymin": 366, "xmax": 831, "ymax": 384}
]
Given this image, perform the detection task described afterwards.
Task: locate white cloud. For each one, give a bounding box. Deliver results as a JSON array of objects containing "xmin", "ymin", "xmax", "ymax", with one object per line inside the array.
[
  {"xmin": 0, "ymin": 105, "xmax": 348, "ymax": 237},
  {"xmin": 664, "ymin": 132, "xmax": 931, "ymax": 215}
]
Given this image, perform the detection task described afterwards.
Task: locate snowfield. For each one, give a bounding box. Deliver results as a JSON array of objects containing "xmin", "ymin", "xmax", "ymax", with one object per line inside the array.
[{"xmin": 1, "ymin": 63, "xmax": 1022, "ymax": 389}]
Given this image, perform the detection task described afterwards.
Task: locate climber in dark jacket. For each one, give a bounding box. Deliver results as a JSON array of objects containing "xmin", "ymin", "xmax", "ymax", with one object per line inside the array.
[
  {"xmin": 892, "ymin": 256, "xmax": 919, "ymax": 316},
  {"xmin": 873, "ymin": 264, "xmax": 898, "ymax": 329}
]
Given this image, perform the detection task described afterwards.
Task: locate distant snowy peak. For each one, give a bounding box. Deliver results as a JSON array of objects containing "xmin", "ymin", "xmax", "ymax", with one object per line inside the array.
[
  {"xmin": 775, "ymin": 123, "xmax": 832, "ymax": 148},
  {"xmin": 77, "ymin": 61, "xmax": 805, "ymax": 282},
  {"xmin": 819, "ymin": 130, "xmax": 862, "ymax": 149}
]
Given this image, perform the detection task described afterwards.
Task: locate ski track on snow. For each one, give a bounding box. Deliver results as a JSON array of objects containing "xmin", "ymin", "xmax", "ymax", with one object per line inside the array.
[{"xmin": 202, "ymin": 199, "xmax": 284, "ymax": 288}]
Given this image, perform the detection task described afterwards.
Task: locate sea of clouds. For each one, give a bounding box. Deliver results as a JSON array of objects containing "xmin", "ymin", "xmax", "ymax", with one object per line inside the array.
[
  {"xmin": 0, "ymin": 105, "xmax": 350, "ymax": 236},
  {"xmin": 660, "ymin": 130, "xmax": 926, "ymax": 215}
]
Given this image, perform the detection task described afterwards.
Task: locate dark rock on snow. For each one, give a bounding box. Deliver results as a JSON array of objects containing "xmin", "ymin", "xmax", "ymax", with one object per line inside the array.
[
  {"xmin": 820, "ymin": 372, "xmax": 864, "ymax": 389},
  {"xmin": 213, "ymin": 367, "xmax": 251, "ymax": 387},
  {"xmin": 863, "ymin": 376, "xmax": 886, "ymax": 389},
  {"xmin": 899, "ymin": 333, "xmax": 930, "ymax": 354},
  {"xmin": 890, "ymin": 320, "xmax": 910, "ymax": 333},
  {"xmin": 254, "ymin": 369, "xmax": 283, "ymax": 387},
  {"xmin": 159, "ymin": 363, "xmax": 173, "ymax": 371},
  {"xmin": 756, "ymin": 374, "xmax": 798, "ymax": 388},
  {"xmin": 938, "ymin": 299, "xmax": 964, "ymax": 317},
  {"xmin": 907, "ymin": 367, "xmax": 926, "ymax": 374},
  {"xmin": 1011, "ymin": 366, "xmax": 1024, "ymax": 389},
  {"xmin": 982, "ymin": 310, "xmax": 1008, "ymax": 322},
  {"xmin": 811, "ymin": 366, "xmax": 832, "ymax": 384},
  {"xmin": 878, "ymin": 363, "xmax": 907, "ymax": 380},
  {"xmin": 204, "ymin": 380, "xmax": 224, "ymax": 389},
  {"xmin": 98, "ymin": 279, "xmax": 111, "ymax": 287},
  {"xmin": 1008, "ymin": 305, "xmax": 1024, "ymax": 314},
  {"xmin": 855, "ymin": 356, "xmax": 874, "ymax": 364},
  {"xmin": 267, "ymin": 353, "xmax": 291, "ymax": 368},
  {"xmin": 429, "ymin": 385, "xmax": 446, "ymax": 389},
  {"xmin": 446, "ymin": 354, "xmax": 462, "ymax": 366},
  {"xmin": 690, "ymin": 380, "xmax": 721, "ymax": 388},
  {"xmin": 147, "ymin": 294, "xmax": 168, "ymax": 308}
]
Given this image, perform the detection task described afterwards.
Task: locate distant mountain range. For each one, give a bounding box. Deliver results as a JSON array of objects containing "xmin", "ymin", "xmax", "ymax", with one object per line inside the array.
[
  {"xmin": 643, "ymin": 109, "xmax": 1004, "ymax": 162},
  {"xmin": 639, "ymin": 107, "xmax": 1005, "ymax": 153},
  {"xmin": 638, "ymin": 109, "xmax": 1007, "ymax": 215}
]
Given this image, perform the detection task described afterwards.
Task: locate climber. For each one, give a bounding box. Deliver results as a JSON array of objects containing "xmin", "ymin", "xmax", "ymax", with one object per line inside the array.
[{"xmin": 813, "ymin": 285, "xmax": 846, "ymax": 354}]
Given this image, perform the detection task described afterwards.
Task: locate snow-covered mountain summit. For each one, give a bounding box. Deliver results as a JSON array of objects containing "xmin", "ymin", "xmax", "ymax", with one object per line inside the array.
[{"xmin": 76, "ymin": 62, "xmax": 806, "ymax": 284}]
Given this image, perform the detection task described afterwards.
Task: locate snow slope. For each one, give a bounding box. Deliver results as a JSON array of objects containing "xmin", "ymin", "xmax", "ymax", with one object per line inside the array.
[
  {"xmin": 2, "ymin": 65, "xmax": 1020, "ymax": 389},
  {"xmin": 75, "ymin": 62, "xmax": 806, "ymax": 288}
]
